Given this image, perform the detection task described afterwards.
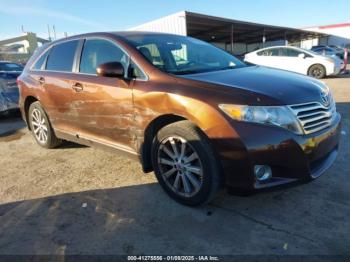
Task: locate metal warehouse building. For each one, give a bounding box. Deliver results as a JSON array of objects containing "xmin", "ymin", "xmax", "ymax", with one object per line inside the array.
[
  {"xmin": 129, "ymin": 11, "xmax": 327, "ymax": 56},
  {"xmin": 302, "ymin": 22, "xmax": 350, "ymax": 48}
]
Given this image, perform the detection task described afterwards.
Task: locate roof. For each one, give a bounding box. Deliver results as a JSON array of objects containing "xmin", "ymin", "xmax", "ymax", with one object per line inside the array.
[
  {"xmin": 185, "ymin": 11, "xmax": 327, "ymax": 44},
  {"xmin": 303, "ymin": 22, "xmax": 350, "ymax": 30},
  {"xmin": 46, "ymin": 31, "xmax": 191, "ymax": 46}
]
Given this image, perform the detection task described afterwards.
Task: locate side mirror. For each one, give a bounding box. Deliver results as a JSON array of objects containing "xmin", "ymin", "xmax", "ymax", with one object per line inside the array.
[
  {"xmin": 96, "ymin": 62, "xmax": 124, "ymax": 78},
  {"xmin": 298, "ymin": 53, "xmax": 306, "ymax": 59}
]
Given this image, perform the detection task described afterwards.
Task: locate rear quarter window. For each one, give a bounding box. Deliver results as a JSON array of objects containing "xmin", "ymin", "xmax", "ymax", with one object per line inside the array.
[
  {"xmin": 33, "ymin": 50, "xmax": 49, "ymax": 70},
  {"xmin": 46, "ymin": 40, "xmax": 79, "ymax": 72}
]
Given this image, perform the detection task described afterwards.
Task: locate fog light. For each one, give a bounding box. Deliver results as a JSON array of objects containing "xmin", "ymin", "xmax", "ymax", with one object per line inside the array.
[{"xmin": 254, "ymin": 165, "xmax": 272, "ymax": 181}]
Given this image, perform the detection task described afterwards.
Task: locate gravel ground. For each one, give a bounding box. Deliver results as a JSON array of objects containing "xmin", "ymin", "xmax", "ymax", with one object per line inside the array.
[{"xmin": 0, "ymin": 74, "xmax": 349, "ymax": 256}]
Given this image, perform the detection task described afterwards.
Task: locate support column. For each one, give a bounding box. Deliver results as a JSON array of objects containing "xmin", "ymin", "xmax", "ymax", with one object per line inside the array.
[
  {"xmin": 231, "ymin": 24, "xmax": 234, "ymax": 54},
  {"xmin": 284, "ymin": 31, "xmax": 288, "ymax": 45},
  {"xmin": 262, "ymin": 28, "xmax": 266, "ymax": 48}
]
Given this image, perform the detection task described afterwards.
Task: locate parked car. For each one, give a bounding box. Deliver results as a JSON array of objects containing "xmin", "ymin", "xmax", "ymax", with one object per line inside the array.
[
  {"xmin": 328, "ymin": 45, "xmax": 345, "ymax": 52},
  {"xmin": 244, "ymin": 46, "xmax": 343, "ymax": 79},
  {"xmin": 18, "ymin": 32, "xmax": 341, "ymax": 205},
  {"xmin": 311, "ymin": 46, "xmax": 345, "ymax": 60},
  {"xmin": 0, "ymin": 61, "xmax": 23, "ymax": 114}
]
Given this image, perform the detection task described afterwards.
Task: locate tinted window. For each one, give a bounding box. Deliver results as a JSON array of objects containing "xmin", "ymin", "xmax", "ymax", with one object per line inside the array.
[
  {"xmin": 33, "ymin": 51, "xmax": 49, "ymax": 70},
  {"xmin": 280, "ymin": 48, "xmax": 301, "ymax": 57},
  {"xmin": 257, "ymin": 48, "xmax": 280, "ymax": 56},
  {"xmin": 46, "ymin": 40, "xmax": 79, "ymax": 72},
  {"xmin": 79, "ymin": 39, "xmax": 128, "ymax": 75}
]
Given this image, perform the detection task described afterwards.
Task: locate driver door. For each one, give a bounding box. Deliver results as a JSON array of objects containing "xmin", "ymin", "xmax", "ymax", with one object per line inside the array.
[
  {"xmin": 254, "ymin": 48, "xmax": 283, "ymax": 69},
  {"xmin": 278, "ymin": 48, "xmax": 308, "ymax": 74}
]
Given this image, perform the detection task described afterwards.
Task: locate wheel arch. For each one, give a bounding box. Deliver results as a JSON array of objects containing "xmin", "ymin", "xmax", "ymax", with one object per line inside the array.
[
  {"xmin": 140, "ymin": 114, "xmax": 188, "ymax": 173},
  {"xmin": 24, "ymin": 96, "xmax": 39, "ymax": 130}
]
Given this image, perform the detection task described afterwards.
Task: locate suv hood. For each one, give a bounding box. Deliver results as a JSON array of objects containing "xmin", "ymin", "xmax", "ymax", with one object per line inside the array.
[{"xmin": 180, "ymin": 66, "xmax": 328, "ymax": 105}]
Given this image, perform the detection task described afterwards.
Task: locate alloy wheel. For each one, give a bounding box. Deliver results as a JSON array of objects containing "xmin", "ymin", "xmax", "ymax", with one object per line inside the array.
[
  {"xmin": 311, "ymin": 67, "xmax": 323, "ymax": 78},
  {"xmin": 31, "ymin": 108, "xmax": 48, "ymax": 144},
  {"xmin": 157, "ymin": 136, "xmax": 203, "ymax": 197}
]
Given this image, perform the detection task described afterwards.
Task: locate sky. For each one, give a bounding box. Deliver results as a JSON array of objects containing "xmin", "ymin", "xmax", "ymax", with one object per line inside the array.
[{"xmin": 0, "ymin": 0, "xmax": 349, "ymax": 40}]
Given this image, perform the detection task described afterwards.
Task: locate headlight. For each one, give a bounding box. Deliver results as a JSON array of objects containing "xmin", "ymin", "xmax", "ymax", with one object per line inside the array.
[{"xmin": 219, "ymin": 104, "xmax": 303, "ymax": 134}]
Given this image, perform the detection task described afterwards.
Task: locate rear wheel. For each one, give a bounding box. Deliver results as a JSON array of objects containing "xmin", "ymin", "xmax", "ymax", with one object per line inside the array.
[
  {"xmin": 151, "ymin": 120, "xmax": 222, "ymax": 206},
  {"xmin": 308, "ymin": 64, "xmax": 326, "ymax": 79},
  {"xmin": 28, "ymin": 101, "xmax": 62, "ymax": 148}
]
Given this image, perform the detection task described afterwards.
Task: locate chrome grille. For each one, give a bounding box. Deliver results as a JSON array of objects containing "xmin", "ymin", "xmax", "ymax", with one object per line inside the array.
[{"xmin": 289, "ymin": 99, "xmax": 336, "ymax": 134}]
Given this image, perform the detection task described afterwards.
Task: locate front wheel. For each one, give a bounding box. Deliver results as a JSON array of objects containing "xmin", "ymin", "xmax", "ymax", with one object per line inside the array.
[
  {"xmin": 151, "ymin": 120, "xmax": 222, "ymax": 206},
  {"xmin": 308, "ymin": 64, "xmax": 326, "ymax": 79},
  {"xmin": 28, "ymin": 101, "xmax": 62, "ymax": 148}
]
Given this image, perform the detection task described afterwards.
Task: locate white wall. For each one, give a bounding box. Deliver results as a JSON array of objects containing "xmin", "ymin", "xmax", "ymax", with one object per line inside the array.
[
  {"xmin": 128, "ymin": 11, "xmax": 187, "ymax": 36},
  {"xmin": 303, "ymin": 23, "xmax": 350, "ymax": 47},
  {"xmin": 300, "ymin": 38, "xmax": 319, "ymax": 49},
  {"xmin": 307, "ymin": 24, "xmax": 350, "ymax": 39}
]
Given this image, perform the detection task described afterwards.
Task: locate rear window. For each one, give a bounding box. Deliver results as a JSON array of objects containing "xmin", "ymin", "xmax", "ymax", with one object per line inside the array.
[{"xmin": 46, "ymin": 40, "xmax": 79, "ymax": 72}]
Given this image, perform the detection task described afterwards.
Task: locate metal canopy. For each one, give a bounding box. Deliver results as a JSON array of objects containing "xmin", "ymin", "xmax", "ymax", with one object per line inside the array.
[{"xmin": 185, "ymin": 11, "xmax": 327, "ymax": 45}]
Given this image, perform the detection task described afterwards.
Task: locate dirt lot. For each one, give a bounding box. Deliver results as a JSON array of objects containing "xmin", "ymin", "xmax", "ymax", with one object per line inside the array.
[{"xmin": 0, "ymin": 74, "xmax": 350, "ymax": 256}]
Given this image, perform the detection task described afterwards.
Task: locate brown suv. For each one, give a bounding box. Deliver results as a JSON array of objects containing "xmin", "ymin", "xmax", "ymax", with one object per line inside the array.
[{"xmin": 18, "ymin": 32, "xmax": 341, "ymax": 206}]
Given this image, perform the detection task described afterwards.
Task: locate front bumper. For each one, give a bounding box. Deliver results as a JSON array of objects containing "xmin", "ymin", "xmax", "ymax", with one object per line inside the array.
[
  {"xmin": 330, "ymin": 64, "xmax": 344, "ymax": 75},
  {"xmin": 216, "ymin": 113, "xmax": 341, "ymax": 190}
]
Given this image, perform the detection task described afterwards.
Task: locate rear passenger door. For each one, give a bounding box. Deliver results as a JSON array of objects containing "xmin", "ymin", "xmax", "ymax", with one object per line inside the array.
[
  {"xmin": 33, "ymin": 39, "xmax": 81, "ymax": 132},
  {"xmin": 70, "ymin": 38, "xmax": 135, "ymax": 149}
]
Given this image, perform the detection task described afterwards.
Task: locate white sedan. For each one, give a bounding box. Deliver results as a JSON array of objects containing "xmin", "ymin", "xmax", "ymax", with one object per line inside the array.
[{"xmin": 244, "ymin": 46, "xmax": 344, "ymax": 79}]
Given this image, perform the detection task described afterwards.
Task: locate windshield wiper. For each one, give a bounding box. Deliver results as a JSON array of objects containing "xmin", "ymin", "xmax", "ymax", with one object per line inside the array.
[
  {"xmin": 171, "ymin": 65, "xmax": 241, "ymax": 75},
  {"xmin": 171, "ymin": 69, "xmax": 203, "ymax": 75},
  {"xmin": 217, "ymin": 66, "xmax": 236, "ymax": 71}
]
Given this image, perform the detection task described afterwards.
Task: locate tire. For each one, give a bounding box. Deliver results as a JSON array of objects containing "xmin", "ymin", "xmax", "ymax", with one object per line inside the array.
[
  {"xmin": 28, "ymin": 101, "xmax": 62, "ymax": 148},
  {"xmin": 151, "ymin": 120, "xmax": 222, "ymax": 206},
  {"xmin": 308, "ymin": 64, "xmax": 326, "ymax": 79}
]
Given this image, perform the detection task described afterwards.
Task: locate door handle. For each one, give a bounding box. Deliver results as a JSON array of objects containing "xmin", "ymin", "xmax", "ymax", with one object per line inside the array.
[
  {"xmin": 37, "ymin": 76, "xmax": 45, "ymax": 84},
  {"xmin": 71, "ymin": 82, "xmax": 83, "ymax": 92}
]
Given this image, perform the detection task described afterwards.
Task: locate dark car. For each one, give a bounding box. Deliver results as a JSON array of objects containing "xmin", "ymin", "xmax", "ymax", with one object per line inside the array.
[
  {"xmin": 311, "ymin": 46, "xmax": 345, "ymax": 60},
  {"xmin": 0, "ymin": 61, "xmax": 23, "ymax": 114},
  {"xmin": 17, "ymin": 32, "xmax": 341, "ymax": 206}
]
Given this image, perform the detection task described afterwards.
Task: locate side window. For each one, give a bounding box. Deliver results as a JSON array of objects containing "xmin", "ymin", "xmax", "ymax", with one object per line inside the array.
[
  {"xmin": 33, "ymin": 50, "xmax": 49, "ymax": 70},
  {"xmin": 46, "ymin": 40, "xmax": 79, "ymax": 72},
  {"xmin": 280, "ymin": 48, "xmax": 301, "ymax": 57},
  {"xmin": 79, "ymin": 39, "xmax": 128, "ymax": 75},
  {"xmin": 257, "ymin": 48, "xmax": 279, "ymax": 56},
  {"xmin": 129, "ymin": 61, "xmax": 146, "ymax": 79}
]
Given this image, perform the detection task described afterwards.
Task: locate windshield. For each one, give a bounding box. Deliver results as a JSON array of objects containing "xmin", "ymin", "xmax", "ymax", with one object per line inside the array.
[
  {"xmin": 123, "ymin": 34, "xmax": 246, "ymax": 75},
  {"xmin": 0, "ymin": 63, "xmax": 24, "ymax": 72}
]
